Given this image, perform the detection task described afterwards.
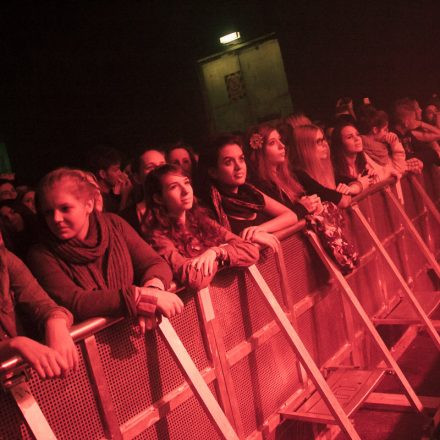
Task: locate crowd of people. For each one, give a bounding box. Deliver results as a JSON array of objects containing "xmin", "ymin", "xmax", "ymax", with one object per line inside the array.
[{"xmin": 0, "ymin": 94, "xmax": 439, "ymax": 380}]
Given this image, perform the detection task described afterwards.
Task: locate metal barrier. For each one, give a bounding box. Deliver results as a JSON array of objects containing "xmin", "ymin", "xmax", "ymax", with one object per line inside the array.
[{"xmin": 0, "ymin": 172, "xmax": 439, "ymax": 439}]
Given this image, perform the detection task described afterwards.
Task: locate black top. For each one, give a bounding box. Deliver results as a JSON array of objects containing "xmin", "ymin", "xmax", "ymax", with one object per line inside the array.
[
  {"xmin": 251, "ymin": 178, "xmax": 309, "ymax": 219},
  {"xmin": 294, "ymin": 170, "xmax": 342, "ymax": 205}
]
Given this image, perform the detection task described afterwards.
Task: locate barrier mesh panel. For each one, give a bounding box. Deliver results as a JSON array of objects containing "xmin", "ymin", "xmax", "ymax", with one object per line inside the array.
[
  {"xmin": 281, "ymin": 233, "xmax": 329, "ymax": 304},
  {"xmin": 229, "ymin": 331, "xmax": 300, "ymax": 437},
  {"xmin": 95, "ymin": 291, "xmax": 211, "ymax": 428},
  {"xmin": 0, "ymin": 389, "xmax": 33, "ymax": 439},
  {"xmin": 28, "ymin": 344, "xmax": 105, "ymax": 440},
  {"xmin": 96, "ymin": 317, "xmax": 184, "ymax": 426},
  {"xmin": 210, "ymin": 269, "xmax": 275, "ymax": 352},
  {"xmin": 312, "ymin": 290, "xmax": 348, "ymax": 366},
  {"xmin": 256, "ymin": 248, "xmax": 285, "ymax": 307},
  {"xmin": 131, "ymin": 384, "xmax": 222, "ymax": 440},
  {"xmin": 365, "ymin": 191, "xmax": 400, "ymax": 241}
]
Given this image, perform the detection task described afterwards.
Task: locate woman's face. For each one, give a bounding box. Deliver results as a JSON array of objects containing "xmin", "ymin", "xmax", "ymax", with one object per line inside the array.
[
  {"xmin": 340, "ymin": 125, "xmax": 363, "ymax": 154},
  {"xmin": 21, "ymin": 190, "xmax": 36, "ymax": 213},
  {"xmin": 168, "ymin": 148, "xmax": 192, "ymax": 174},
  {"xmin": 210, "ymin": 144, "xmax": 247, "ymax": 191},
  {"xmin": 138, "ymin": 150, "xmax": 166, "ymax": 181},
  {"xmin": 40, "ymin": 180, "xmax": 94, "ymax": 241},
  {"xmin": 264, "ymin": 130, "xmax": 286, "ymax": 165},
  {"xmin": 159, "ymin": 173, "xmax": 193, "ymax": 217},
  {"xmin": 314, "ymin": 130, "xmax": 330, "ymax": 160},
  {"xmin": 0, "ymin": 206, "xmax": 24, "ymax": 232}
]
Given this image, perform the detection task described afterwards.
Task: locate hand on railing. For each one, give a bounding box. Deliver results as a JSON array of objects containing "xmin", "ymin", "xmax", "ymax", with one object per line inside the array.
[
  {"xmin": 136, "ymin": 287, "xmax": 184, "ymax": 334},
  {"xmin": 45, "ymin": 317, "xmax": 79, "ymax": 375},
  {"xmin": 300, "ymin": 194, "xmax": 323, "ymax": 214},
  {"xmin": 8, "ymin": 337, "xmax": 71, "ymax": 379},
  {"xmin": 240, "ymin": 226, "xmax": 280, "ymax": 253},
  {"xmin": 189, "ymin": 248, "xmax": 218, "ymax": 276}
]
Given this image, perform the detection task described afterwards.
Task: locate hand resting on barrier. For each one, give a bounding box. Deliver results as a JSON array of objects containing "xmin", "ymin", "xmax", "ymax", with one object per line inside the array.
[
  {"xmin": 240, "ymin": 227, "xmax": 280, "ymax": 252},
  {"xmin": 135, "ymin": 287, "xmax": 184, "ymax": 333}
]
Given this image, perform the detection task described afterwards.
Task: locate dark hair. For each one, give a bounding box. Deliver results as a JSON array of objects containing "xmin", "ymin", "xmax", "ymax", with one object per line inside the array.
[
  {"xmin": 331, "ymin": 123, "xmax": 366, "ymax": 178},
  {"xmin": 131, "ymin": 146, "xmax": 165, "ymax": 176},
  {"xmin": 165, "ymin": 142, "xmax": 197, "ymax": 170},
  {"xmin": 358, "ymin": 108, "xmax": 389, "ymax": 134},
  {"xmin": 143, "ymin": 164, "xmax": 221, "ymax": 257},
  {"xmin": 195, "ymin": 133, "xmax": 245, "ymax": 204},
  {"xmin": 86, "ymin": 145, "xmax": 122, "ymax": 174}
]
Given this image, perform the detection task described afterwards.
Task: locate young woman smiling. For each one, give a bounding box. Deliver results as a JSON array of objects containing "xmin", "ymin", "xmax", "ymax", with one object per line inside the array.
[
  {"xmin": 196, "ymin": 134, "xmax": 298, "ymax": 252},
  {"xmin": 28, "ymin": 168, "xmax": 183, "ymax": 332},
  {"xmin": 142, "ymin": 164, "xmax": 259, "ymax": 290}
]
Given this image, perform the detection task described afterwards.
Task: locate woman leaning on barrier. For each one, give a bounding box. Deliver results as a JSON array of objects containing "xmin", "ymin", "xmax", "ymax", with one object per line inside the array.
[
  {"xmin": 290, "ymin": 124, "xmax": 354, "ymax": 208},
  {"xmin": 27, "ymin": 168, "xmax": 183, "ymax": 333},
  {"xmin": 330, "ymin": 122, "xmax": 384, "ymax": 195},
  {"xmin": 246, "ymin": 122, "xmax": 323, "ymax": 217},
  {"xmin": 195, "ymin": 133, "xmax": 298, "ymax": 252},
  {"xmin": 0, "ymin": 231, "xmax": 78, "ymax": 379},
  {"xmin": 142, "ymin": 164, "xmax": 259, "ymax": 290}
]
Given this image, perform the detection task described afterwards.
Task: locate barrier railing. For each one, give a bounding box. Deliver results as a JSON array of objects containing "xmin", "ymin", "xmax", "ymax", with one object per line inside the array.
[{"xmin": 0, "ymin": 170, "xmax": 438, "ymax": 439}]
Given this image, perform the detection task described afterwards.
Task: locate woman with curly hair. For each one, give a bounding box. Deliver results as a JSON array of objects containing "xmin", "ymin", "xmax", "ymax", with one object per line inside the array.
[
  {"xmin": 246, "ymin": 122, "xmax": 322, "ymax": 217},
  {"xmin": 195, "ymin": 133, "xmax": 298, "ymax": 252},
  {"xmin": 142, "ymin": 164, "xmax": 259, "ymax": 290}
]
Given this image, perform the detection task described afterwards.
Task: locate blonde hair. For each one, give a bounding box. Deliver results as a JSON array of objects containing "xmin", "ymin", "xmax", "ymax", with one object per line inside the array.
[
  {"xmin": 286, "ymin": 112, "xmax": 312, "ymax": 130},
  {"xmin": 37, "ymin": 168, "xmax": 97, "ymax": 212},
  {"xmin": 291, "ymin": 125, "xmax": 336, "ymax": 189}
]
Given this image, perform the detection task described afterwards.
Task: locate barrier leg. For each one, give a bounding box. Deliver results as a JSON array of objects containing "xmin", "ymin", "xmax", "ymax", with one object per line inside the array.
[
  {"xmin": 247, "ymin": 265, "xmax": 362, "ymax": 440},
  {"xmin": 384, "ymin": 187, "xmax": 440, "ymax": 279},
  {"xmin": 158, "ymin": 317, "xmax": 239, "ymax": 440},
  {"xmin": 409, "ymin": 174, "xmax": 440, "ymax": 225},
  {"xmin": 10, "ymin": 382, "xmax": 57, "ymax": 440},
  {"xmin": 305, "ymin": 231, "xmax": 424, "ymax": 414},
  {"xmin": 351, "ymin": 204, "xmax": 440, "ymax": 351}
]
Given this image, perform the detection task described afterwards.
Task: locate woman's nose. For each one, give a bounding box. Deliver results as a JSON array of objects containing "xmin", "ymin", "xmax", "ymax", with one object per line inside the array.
[{"xmin": 53, "ymin": 210, "xmax": 63, "ymax": 223}]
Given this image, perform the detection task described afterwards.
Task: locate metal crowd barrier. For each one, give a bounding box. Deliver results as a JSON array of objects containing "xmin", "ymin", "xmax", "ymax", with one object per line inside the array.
[{"xmin": 0, "ymin": 170, "xmax": 439, "ymax": 440}]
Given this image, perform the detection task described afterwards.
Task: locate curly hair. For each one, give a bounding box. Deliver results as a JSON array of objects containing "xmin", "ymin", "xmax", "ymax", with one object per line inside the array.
[{"xmin": 143, "ymin": 164, "xmax": 222, "ymax": 258}]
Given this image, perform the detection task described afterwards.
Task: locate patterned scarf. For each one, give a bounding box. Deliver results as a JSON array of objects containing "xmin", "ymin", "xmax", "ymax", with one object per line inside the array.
[
  {"xmin": 210, "ymin": 183, "xmax": 265, "ymax": 230},
  {"xmin": 41, "ymin": 212, "xmax": 134, "ymax": 290}
]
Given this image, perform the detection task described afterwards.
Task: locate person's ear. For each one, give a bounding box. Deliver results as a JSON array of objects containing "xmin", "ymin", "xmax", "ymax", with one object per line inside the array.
[
  {"xmin": 85, "ymin": 198, "xmax": 94, "ymax": 214},
  {"xmin": 372, "ymin": 127, "xmax": 379, "ymax": 136},
  {"xmin": 98, "ymin": 169, "xmax": 106, "ymax": 181}
]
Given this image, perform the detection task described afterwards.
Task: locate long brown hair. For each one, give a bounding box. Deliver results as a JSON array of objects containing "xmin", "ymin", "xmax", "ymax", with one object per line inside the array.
[
  {"xmin": 291, "ymin": 124, "xmax": 336, "ymax": 189},
  {"xmin": 143, "ymin": 164, "xmax": 222, "ymax": 257},
  {"xmin": 247, "ymin": 123, "xmax": 303, "ymax": 204}
]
